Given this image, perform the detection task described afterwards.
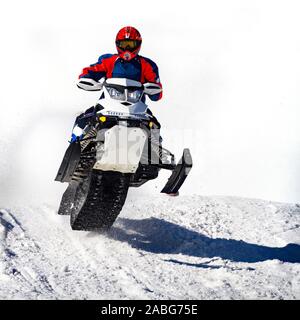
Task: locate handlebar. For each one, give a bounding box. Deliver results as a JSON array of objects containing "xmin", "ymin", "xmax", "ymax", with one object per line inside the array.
[{"xmin": 77, "ymin": 78, "xmax": 162, "ymax": 95}]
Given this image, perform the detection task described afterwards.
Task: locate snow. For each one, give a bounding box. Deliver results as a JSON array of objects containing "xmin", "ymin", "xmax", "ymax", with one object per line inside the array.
[
  {"xmin": 0, "ymin": 195, "xmax": 299, "ymax": 299},
  {"xmin": 0, "ymin": 0, "xmax": 300, "ymax": 299}
]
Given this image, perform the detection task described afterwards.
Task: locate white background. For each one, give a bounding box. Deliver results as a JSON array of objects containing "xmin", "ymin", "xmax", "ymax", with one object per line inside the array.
[{"xmin": 0, "ymin": 0, "xmax": 299, "ymax": 205}]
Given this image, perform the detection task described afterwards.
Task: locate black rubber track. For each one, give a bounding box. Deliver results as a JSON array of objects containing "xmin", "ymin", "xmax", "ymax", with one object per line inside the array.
[
  {"xmin": 57, "ymin": 182, "xmax": 79, "ymax": 215},
  {"xmin": 71, "ymin": 170, "xmax": 130, "ymax": 231}
]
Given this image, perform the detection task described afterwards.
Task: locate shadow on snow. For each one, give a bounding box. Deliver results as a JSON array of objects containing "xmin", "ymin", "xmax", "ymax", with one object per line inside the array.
[{"xmin": 106, "ymin": 217, "xmax": 300, "ymax": 264}]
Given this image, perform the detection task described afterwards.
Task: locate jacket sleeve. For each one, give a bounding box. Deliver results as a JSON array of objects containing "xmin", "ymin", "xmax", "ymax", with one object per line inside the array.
[
  {"xmin": 141, "ymin": 57, "xmax": 163, "ymax": 101},
  {"xmin": 79, "ymin": 54, "xmax": 113, "ymax": 81}
]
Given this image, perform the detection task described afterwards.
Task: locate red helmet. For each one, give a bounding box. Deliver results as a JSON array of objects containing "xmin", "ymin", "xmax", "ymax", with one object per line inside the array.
[{"xmin": 116, "ymin": 26, "xmax": 142, "ymax": 61}]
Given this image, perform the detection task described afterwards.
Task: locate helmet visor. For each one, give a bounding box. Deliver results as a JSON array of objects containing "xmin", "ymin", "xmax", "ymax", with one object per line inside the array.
[{"xmin": 116, "ymin": 39, "xmax": 140, "ymax": 52}]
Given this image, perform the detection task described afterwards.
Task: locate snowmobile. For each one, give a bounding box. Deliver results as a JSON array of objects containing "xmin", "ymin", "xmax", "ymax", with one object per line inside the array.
[{"xmin": 55, "ymin": 77, "xmax": 192, "ymax": 231}]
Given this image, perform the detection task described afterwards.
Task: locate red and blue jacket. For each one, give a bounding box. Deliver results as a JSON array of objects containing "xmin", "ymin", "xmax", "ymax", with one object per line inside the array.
[{"xmin": 79, "ymin": 54, "xmax": 163, "ymax": 101}]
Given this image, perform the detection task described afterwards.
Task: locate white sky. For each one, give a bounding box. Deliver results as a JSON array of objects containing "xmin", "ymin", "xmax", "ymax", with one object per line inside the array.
[{"xmin": 0, "ymin": 0, "xmax": 299, "ymax": 205}]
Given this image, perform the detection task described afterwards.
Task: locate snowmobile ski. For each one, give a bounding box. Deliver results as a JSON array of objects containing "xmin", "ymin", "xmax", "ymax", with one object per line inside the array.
[
  {"xmin": 161, "ymin": 148, "xmax": 193, "ymax": 194},
  {"xmin": 55, "ymin": 141, "xmax": 81, "ymax": 183}
]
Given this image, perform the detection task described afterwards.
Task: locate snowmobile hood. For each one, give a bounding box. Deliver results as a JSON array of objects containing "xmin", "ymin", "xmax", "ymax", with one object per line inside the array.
[{"xmin": 106, "ymin": 78, "xmax": 142, "ymax": 88}]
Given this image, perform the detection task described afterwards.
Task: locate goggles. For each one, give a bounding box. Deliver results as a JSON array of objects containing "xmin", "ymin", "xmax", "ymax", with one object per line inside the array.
[{"xmin": 116, "ymin": 39, "xmax": 140, "ymax": 51}]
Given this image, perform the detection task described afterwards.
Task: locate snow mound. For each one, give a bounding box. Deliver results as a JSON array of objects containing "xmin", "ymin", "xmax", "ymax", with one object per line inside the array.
[{"xmin": 0, "ymin": 195, "xmax": 299, "ymax": 299}]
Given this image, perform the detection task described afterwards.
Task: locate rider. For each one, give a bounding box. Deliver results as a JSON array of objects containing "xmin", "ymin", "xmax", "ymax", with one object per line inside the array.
[{"xmin": 75, "ymin": 26, "xmax": 163, "ymax": 130}]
